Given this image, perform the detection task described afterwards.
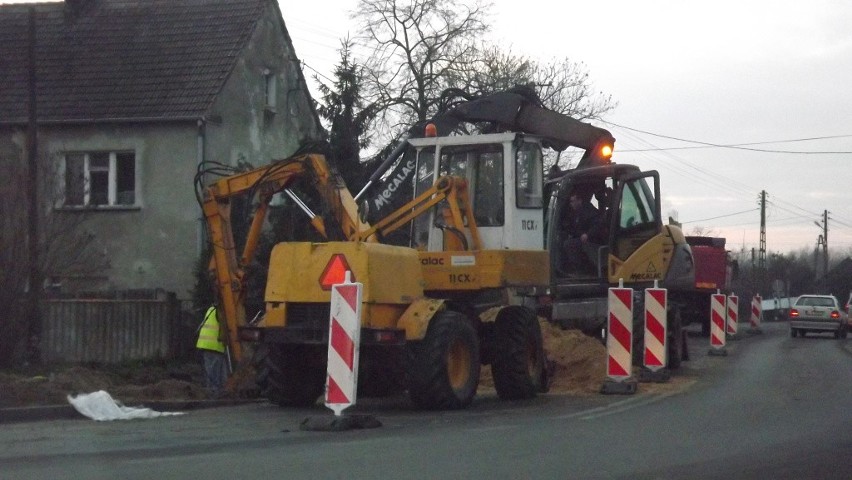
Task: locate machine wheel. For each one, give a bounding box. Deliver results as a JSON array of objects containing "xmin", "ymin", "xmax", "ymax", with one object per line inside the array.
[
  {"xmin": 631, "ymin": 294, "xmax": 645, "ymax": 366},
  {"xmin": 667, "ymin": 307, "xmax": 685, "ymax": 370},
  {"xmin": 258, "ymin": 343, "xmax": 325, "ymax": 407},
  {"xmin": 408, "ymin": 311, "xmax": 480, "ymax": 410},
  {"xmin": 357, "ymin": 346, "xmax": 407, "ymax": 398},
  {"xmin": 491, "ymin": 306, "xmax": 548, "ymax": 400}
]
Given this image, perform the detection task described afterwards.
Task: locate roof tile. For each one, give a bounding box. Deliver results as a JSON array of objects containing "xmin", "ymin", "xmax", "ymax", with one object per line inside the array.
[{"xmin": 0, "ymin": 0, "xmax": 267, "ymax": 123}]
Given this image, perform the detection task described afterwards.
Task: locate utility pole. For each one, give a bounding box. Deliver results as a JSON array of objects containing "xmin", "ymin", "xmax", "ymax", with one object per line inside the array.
[
  {"xmin": 758, "ymin": 190, "xmax": 767, "ymax": 295},
  {"xmin": 814, "ymin": 210, "xmax": 829, "ymax": 292},
  {"xmin": 26, "ymin": 6, "xmax": 42, "ymax": 364}
]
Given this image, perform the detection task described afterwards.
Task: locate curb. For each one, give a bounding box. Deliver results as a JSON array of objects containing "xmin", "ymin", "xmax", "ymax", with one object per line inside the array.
[{"xmin": 0, "ymin": 398, "xmax": 264, "ymax": 424}]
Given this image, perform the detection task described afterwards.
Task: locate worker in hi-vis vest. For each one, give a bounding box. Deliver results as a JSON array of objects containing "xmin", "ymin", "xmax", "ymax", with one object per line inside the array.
[{"xmin": 197, "ymin": 305, "xmax": 227, "ymax": 397}]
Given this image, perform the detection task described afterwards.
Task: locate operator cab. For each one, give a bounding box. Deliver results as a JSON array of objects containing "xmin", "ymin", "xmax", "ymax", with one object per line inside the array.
[
  {"xmin": 407, "ymin": 132, "xmax": 545, "ymax": 252},
  {"xmin": 546, "ymin": 164, "xmax": 663, "ymax": 285}
]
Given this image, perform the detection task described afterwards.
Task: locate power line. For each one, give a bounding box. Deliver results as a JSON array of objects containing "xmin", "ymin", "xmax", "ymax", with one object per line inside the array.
[
  {"xmin": 602, "ymin": 121, "xmax": 852, "ymax": 154},
  {"xmin": 681, "ymin": 208, "xmax": 758, "ymax": 224},
  {"xmin": 617, "ymin": 134, "xmax": 852, "ymax": 152},
  {"xmin": 301, "ymin": 61, "xmax": 336, "ymax": 85}
]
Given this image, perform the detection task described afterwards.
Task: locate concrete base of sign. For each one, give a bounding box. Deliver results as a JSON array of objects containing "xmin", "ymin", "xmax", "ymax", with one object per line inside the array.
[
  {"xmin": 300, "ymin": 414, "xmax": 382, "ymax": 432},
  {"xmin": 747, "ymin": 327, "xmax": 763, "ymax": 335},
  {"xmin": 601, "ymin": 378, "xmax": 638, "ymax": 395},
  {"xmin": 708, "ymin": 347, "xmax": 728, "ymax": 356},
  {"xmin": 638, "ymin": 367, "xmax": 671, "ymax": 383}
]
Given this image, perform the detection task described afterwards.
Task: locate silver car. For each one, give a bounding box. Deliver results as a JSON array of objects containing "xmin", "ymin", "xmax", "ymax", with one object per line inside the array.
[{"xmin": 789, "ymin": 294, "xmax": 848, "ymax": 338}]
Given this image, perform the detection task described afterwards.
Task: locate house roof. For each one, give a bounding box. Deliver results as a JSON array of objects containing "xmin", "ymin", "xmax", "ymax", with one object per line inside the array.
[{"xmin": 0, "ymin": 0, "xmax": 268, "ymax": 124}]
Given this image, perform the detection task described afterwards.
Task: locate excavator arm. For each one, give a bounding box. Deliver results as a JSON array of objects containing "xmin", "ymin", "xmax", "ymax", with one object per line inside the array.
[
  {"xmin": 429, "ymin": 88, "xmax": 616, "ymax": 168},
  {"xmin": 359, "ymin": 86, "xmax": 616, "ymax": 220},
  {"xmin": 358, "ymin": 175, "xmax": 482, "ymax": 250},
  {"xmin": 201, "ymin": 153, "xmax": 367, "ymax": 361}
]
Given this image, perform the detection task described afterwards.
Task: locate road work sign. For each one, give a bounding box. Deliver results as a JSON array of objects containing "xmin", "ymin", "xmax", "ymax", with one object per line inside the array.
[
  {"xmin": 644, "ymin": 287, "xmax": 667, "ymax": 371},
  {"xmin": 606, "ymin": 286, "xmax": 634, "ymax": 380},
  {"xmin": 325, "ymin": 271, "xmax": 362, "ymax": 416},
  {"xmin": 727, "ymin": 295, "xmax": 739, "ymax": 336},
  {"xmin": 748, "ymin": 294, "xmax": 763, "ymax": 334},
  {"xmin": 709, "ymin": 293, "xmax": 728, "ymax": 356},
  {"xmin": 602, "ymin": 282, "xmax": 637, "ymax": 394}
]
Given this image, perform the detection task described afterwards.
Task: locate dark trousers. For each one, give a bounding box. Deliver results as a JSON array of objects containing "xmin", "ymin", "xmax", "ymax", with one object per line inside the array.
[{"xmin": 201, "ymin": 350, "xmax": 227, "ymax": 395}]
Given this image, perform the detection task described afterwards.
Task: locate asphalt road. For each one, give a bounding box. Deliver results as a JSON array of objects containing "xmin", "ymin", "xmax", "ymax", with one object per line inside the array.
[{"xmin": 1, "ymin": 321, "xmax": 850, "ymax": 480}]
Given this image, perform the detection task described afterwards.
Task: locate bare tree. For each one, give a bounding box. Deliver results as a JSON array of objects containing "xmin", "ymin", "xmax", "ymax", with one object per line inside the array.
[
  {"xmin": 0, "ymin": 151, "xmax": 109, "ymax": 366},
  {"xmin": 453, "ymin": 46, "xmax": 616, "ymax": 121},
  {"xmin": 354, "ymin": 0, "xmax": 616, "ymax": 172},
  {"xmin": 355, "ymin": 0, "xmax": 490, "ymax": 140},
  {"xmin": 689, "ymin": 225, "xmax": 721, "ymax": 237},
  {"xmin": 448, "ymin": 45, "xmax": 617, "ymax": 169}
]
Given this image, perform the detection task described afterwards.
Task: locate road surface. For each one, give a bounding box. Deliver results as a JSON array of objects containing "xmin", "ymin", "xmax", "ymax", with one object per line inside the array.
[{"xmin": 1, "ymin": 322, "xmax": 850, "ymax": 479}]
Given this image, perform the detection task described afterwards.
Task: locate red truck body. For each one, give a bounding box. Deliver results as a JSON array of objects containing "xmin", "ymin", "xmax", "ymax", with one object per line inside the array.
[{"xmin": 676, "ymin": 236, "xmax": 733, "ymax": 334}]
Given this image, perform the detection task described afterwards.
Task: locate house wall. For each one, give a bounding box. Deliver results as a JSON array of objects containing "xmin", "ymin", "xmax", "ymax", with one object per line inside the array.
[
  {"xmin": 1, "ymin": 2, "xmax": 324, "ymax": 300},
  {"xmin": 204, "ymin": 2, "xmax": 324, "ymax": 168},
  {"xmin": 38, "ymin": 122, "xmax": 201, "ymax": 297}
]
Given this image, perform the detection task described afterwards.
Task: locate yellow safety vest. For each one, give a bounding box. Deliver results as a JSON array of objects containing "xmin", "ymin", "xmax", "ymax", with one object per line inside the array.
[{"xmin": 196, "ymin": 306, "xmax": 226, "ymax": 353}]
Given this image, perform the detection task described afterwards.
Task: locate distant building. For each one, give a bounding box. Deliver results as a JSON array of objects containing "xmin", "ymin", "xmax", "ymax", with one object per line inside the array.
[{"xmin": 0, "ymin": 0, "xmax": 323, "ymax": 296}]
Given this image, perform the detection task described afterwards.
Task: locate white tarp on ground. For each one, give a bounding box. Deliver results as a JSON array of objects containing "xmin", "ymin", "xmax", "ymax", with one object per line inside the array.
[{"xmin": 67, "ymin": 390, "xmax": 184, "ymax": 421}]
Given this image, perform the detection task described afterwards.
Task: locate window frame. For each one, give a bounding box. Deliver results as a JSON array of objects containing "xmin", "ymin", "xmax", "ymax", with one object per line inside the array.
[
  {"xmin": 515, "ymin": 142, "xmax": 544, "ymax": 209},
  {"xmin": 59, "ymin": 150, "xmax": 139, "ymax": 210},
  {"xmin": 438, "ymin": 143, "xmax": 505, "ymax": 227}
]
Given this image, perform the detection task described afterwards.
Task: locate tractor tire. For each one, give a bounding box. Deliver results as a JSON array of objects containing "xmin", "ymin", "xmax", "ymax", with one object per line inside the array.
[
  {"xmin": 632, "ymin": 293, "xmax": 645, "ymax": 366},
  {"xmin": 357, "ymin": 346, "xmax": 407, "ymax": 398},
  {"xmin": 667, "ymin": 307, "xmax": 685, "ymax": 370},
  {"xmin": 408, "ymin": 311, "xmax": 480, "ymax": 410},
  {"xmin": 259, "ymin": 343, "xmax": 325, "ymax": 407},
  {"xmin": 633, "ymin": 297, "xmax": 686, "ymax": 370},
  {"xmin": 491, "ymin": 306, "xmax": 548, "ymax": 400}
]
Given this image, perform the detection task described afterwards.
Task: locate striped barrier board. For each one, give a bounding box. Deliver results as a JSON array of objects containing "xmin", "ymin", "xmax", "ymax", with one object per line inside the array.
[
  {"xmin": 751, "ymin": 295, "xmax": 762, "ymax": 329},
  {"xmin": 606, "ymin": 287, "xmax": 634, "ymax": 381},
  {"xmin": 709, "ymin": 293, "xmax": 728, "ymax": 355},
  {"xmin": 325, "ymin": 271, "xmax": 363, "ymax": 416},
  {"xmin": 644, "ymin": 288, "xmax": 667, "ymax": 371},
  {"xmin": 748, "ymin": 294, "xmax": 763, "ymax": 334},
  {"xmin": 727, "ymin": 295, "xmax": 739, "ymax": 335}
]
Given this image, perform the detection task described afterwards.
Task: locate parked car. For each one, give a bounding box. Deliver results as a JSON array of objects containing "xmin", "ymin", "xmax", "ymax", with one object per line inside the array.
[{"xmin": 789, "ymin": 294, "xmax": 848, "ymax": 338}]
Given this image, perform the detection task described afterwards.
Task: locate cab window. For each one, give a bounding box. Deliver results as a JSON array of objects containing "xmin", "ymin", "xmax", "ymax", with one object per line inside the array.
[
  {"xmin": 613, "ymin": 176, "xmax": 660, "ymax": 260},
  {"xmin": 516, "ymin": 143, "xmax": 543, "ymax": 209},
  {"xmin": 439, "ymin": 144, "xmax": 504, "ymax": 226},
  {"xmin": 618, "ymin": 179, "xmax": 656, "ymax": 229}
]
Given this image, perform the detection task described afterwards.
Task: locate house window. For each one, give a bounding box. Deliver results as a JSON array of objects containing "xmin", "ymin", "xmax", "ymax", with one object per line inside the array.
[
  {"xmin": 264, "ymin": 69, "xmax": 277, "ymax": 112},
  {"xmin": 63, "ymin": 151, "xmax": 137, "ymax": 207}
]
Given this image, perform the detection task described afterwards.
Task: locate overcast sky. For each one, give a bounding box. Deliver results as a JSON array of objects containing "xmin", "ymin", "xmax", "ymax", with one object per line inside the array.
[
  {"xmin": 6, "ymin": 0, "xmax": 850, "ymax": 257},
  {"xmin": 281, "ymin": 0, "xmax": 852, "ymax": 257}
]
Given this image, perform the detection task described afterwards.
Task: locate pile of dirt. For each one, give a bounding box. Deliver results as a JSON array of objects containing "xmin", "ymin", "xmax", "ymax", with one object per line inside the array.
[
  {"xmin": 478, "ymin": 319, "xmax": 607, "ymax": 395},
  {"xmin": 540, "ymin": 320, "xmax": 607, "ymax": 394},
  {"xmin": 0, "ymin": 364, "xmax": 207, "ymax": 408}
]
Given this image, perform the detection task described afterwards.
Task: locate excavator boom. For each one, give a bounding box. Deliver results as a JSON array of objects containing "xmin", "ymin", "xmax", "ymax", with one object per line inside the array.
[{"xmin": 201, "ymin": 153, "xmax": 367, "ymax": 360}]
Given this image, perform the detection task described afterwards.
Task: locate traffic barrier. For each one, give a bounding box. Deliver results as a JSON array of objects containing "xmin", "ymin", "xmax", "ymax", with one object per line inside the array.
[
  {"xmin": 726, "ymin": 294, "xmax": 739, "ymax": 338},
  {"xmin": 708, "ymin": 293, "xmax": 728, "ymax": 356},
  {"xmin": 302, "ymin": 271, "xmax": 381, "ymax": 432},
  {"xmin": 639, "ymin": 285, "xmax": 670, "ymax": 383},
  {"xmin": 601, "ymin": 281, "xmax": 637, "ymax": 394},
  {"xmin": 325, "ymin": 271, "xmax": 363, "ymax": 416},
  {"xmin": 748, "ymin": 294, "xmax": 763, "ymax": 334}
]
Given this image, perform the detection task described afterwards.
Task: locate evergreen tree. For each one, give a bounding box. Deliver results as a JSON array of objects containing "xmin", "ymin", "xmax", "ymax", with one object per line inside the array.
[{"xmin": 315, "ymin": 38, "xmax": 376, "ymax": 191}]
